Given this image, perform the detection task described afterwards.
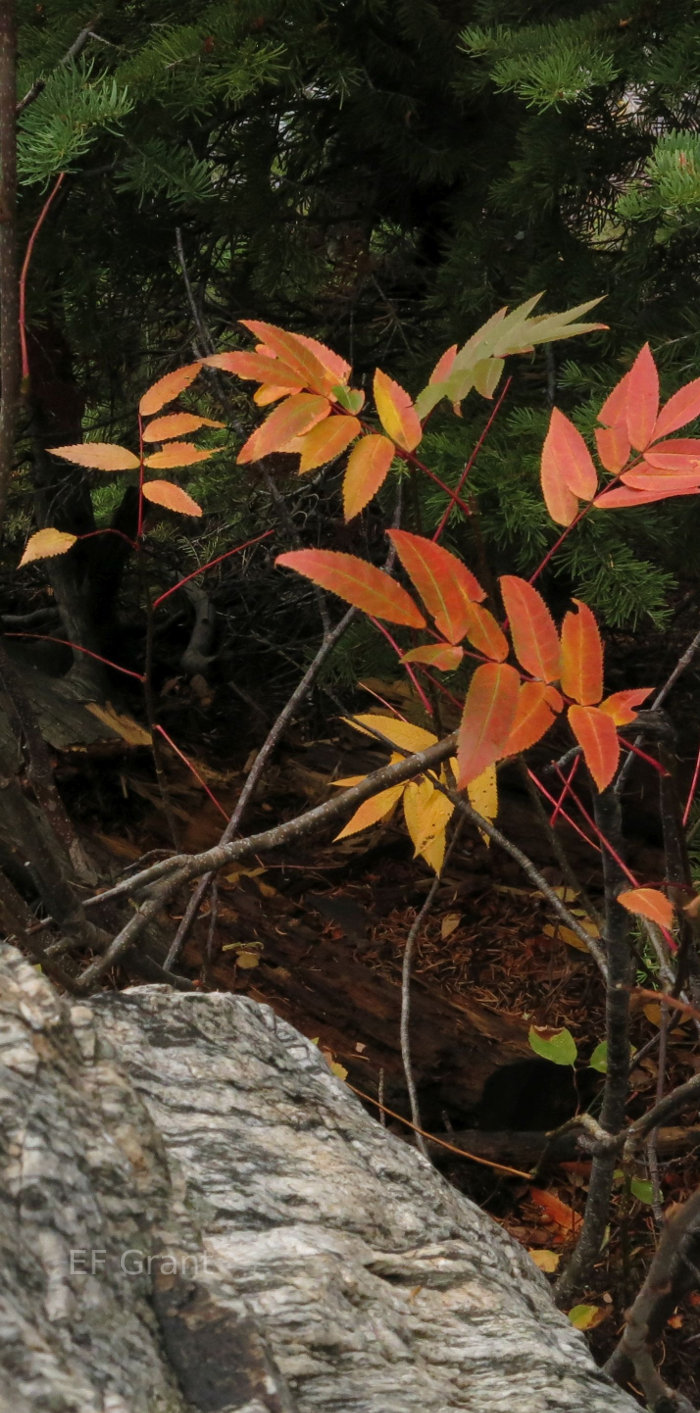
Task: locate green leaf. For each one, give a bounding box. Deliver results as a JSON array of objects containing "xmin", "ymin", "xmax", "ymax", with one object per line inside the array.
[
  {"xmin": 589, "ymin": 1041, "xmax": 607, "ymax": 1073},
  {"xmin": 568, "ymin": 1304, "xmax": 604, "ymax": 1330},
  {"xmin": 528, "ymin": 1024, "xmax": 577, "ymax": 1066},
  {"xmin": 630, "ymin": 1178, "xmax": 657, "ymax": 1205}
]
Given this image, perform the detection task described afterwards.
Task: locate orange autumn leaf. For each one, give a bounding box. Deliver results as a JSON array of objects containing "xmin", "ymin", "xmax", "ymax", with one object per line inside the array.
[
  {"xmin": 334, "ymin": 784, "xmax": 404, "ymax": 839},
  {"xmin": 560, "ymin": 599, "xmax": 603, "ymax": 705},
  {"xmin": 343, "ymin": 434, "xmax": 395, "ymax": 519},
  {"xmin": 402, "ymin": 643, "xmax": 464, "ymax": 671},
  {"xmin": 240, "ymin": 320, "xmax": 344, "ymax": 396},
  {"xmin": 499, "ymin": 575, "xmax": 560, "ymax": 682},
  {"xmin": 204, "ymin": 350, "xmax": 302, "ymax": 388},
  {"xmin": 595, "ymin": 422, "xmax": 630, "ymax": 474},
  {"xmin": 276, "ymin": 549, "xmax": 426, "ymax": 627},
  {"xmin": 618, "ymin": 887, "xmax": 674, "ymax": 928},
  {"xmin": 652, "ymin": 376, "xmax": 700, "ymax": 441},
  {"xmin": 144, "ymin": 443, "xmax": 218, "ymax": 469},
  {"xmin": 622, "ymin": 343, "xmax": 659, "ymax": 450},
  {"xmin": 141, "ymin": 480, "xmax": 203, "ymax": 517},
  {"xmin": 503, "ymin": 681, "xmax": 563, "ymax": 756},
  {"xmin": 237, "ymin": 393, "xmax": 331, "ymax": 463},
  {"xmin": 388, "ymin": 530, "xmax": 485, "ymax": 644},
  {"xmin": 139, "ymin": 361, "xmax": 202, "ymax": 417},
  {"xmin": 457, "ymin": 661, "xmax": 520, "ymax": 786},
  {"xmin": 599, "ymin": 688, "xmax": 652, "ymax": 726},
  {"xmin": 373, "ymin": 369, "xmax": 422, "ymax": 452},
  {"xmin": 296, "ymin": 414, "xmax": 361, "ymax": 474},
  {"xmin": 50, "ymin": 442, "xmax": 139, "ymax": 472},
  {"xmin": 460, "ymin": 600, "xmax": 509, "ymax": 662},
  {"xmin": 254, "ymin": 382, "xmax": 302, "ymax": 406},
  {"xmin": 529, "ymin": 1187, "xmax": 582, "ymax": 1236},
  {"xmin": 142, "ymin": 413, "xmax": 224, "ymax": 442},
  {"xmin": 541, "ymin": 408, "xmax": 598, "ymax": 526},
  {"xmin": 568, "ymin": 704, "xmax": 619, "ymax": 791}
]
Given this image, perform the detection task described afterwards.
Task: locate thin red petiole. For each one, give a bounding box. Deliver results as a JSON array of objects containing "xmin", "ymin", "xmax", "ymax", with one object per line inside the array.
[
  {"xmin": 550, "ymin": 753, "xmax": 581, "ymax": 827},
  {"xmin": 19, "ymin": 172, "xmax": 66, "ymax": 381},
  {"xmin": 432, "ymin": 377, "xmax": 511, "ymax": 543},
  {"xmin": 3, "ymin": 631, "xmax": 145, "ymax": 681},
  {"xmin": 368, "ymin": 617, "xmax": 433, "ymax": 715},
  {"xmin": 527, "ymin": 768, "xmax": 601, "ymax": 853},
  {"xmin": 154, "ymin": 724, "xmax": 228, "ymax": 820},
  {"xmin": 153, "ymin": 529, "xmax": 274, "ymax": 608}
]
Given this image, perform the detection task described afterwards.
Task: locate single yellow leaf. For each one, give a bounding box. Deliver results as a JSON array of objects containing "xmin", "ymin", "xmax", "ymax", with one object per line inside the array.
[
  {"xmin": 329, "ymin": 1059, "xmax": 349, "ymax": 1081},
  {"xmin": 568, "ymin": 1304, "xmax": 606, "ymax": 1330},
  {"xmin": 441, "ymin": 913, "xmax": 462, "ymax": 940},
  {"xmin": 373, "ymin": 369, "xmax": 422, "ymax": 451},
  {"xmin": 403, "ymin": 777, "xmax": 454, "ymax": 873},
  {"xmin": 345, "ymin": 713, "xmax": 437, "ymax": 754},
  {"xmin": 235, "ymin": 950, "xmax": 260, "ymax": 969},
  {"xmin": 50, "ymin": 442, "xmax": 139, "ymax": 471},
  {"xmin": 141, "ymin": 480, "xmax": 203, "ymax": 517},
  {"xmin": 19, "ymin": 527, "xmax": 77, "ymax": 566},
  {"xmin": 529, "ymin": 1249, "xmax": 560, "ymax": 1272},
  {"xmin": 467, "ymin": 763, "xmax": 498, "ymax": 846}
]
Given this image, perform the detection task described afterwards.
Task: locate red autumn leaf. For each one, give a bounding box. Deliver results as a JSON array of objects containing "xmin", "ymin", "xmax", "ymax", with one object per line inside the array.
[
  {"xmin": 373, "ymin": 369, "xmax": 422, "ymax": 451},
  {"xmin": 568, "ymin": 705, "xmax": 619, "ymax": 791},
  {"xmin": 343, "ymin": 434, "xmax": 395, "ymax": 520},
  {"xmin": 599, "ymin": 688, "xmax": 652, "ymax": 725},
  {"xmin": 643, "ymin": 437, "xmax": 700, "ymax": 465},
  {"xmin": 387, "ymin": 530, "xmax": 486, "ymax": 644},
  {"xmin": 560, "ymin": 599, "xmax": 603, "ymax": 705},
  {"xmin": 502, "ymin": 681, "xmax": 563, "ymax": 756},
  {"xmin": 428, "ymin": 344, "xmax": 458, "ymax": 385},
  {"xmin": 50, "ymin": 442, "xmax": 139, "ymax": 472},
  {"xmin": 141, "ymin": 480, "xmax": 203, "ymax": 517},
  {"xmin": 142, "ymin": 413, "xmax": 224, "ymax": 442},
  {"xmin": 595, "ymin": 423, "xmax": 630, "ymax": 473},
  {"xmin": 541, "ymin": 408, "xmax": 597, "ymax": 525},
  {"xmin": 457, "ymin": 661, "xmax": 520, "ymax": 786},
  {"xmin": 622, "ymin": 343, "xmax": 659, "ymax": 450},
  {"xmin": 144, "ymin": 443, "xmax": 218, "ymax": 469},
  {"xmin": 401, "ymin": 643, "xmax": 464, "ymax": 671},
  {"xmin": 460, "ymin": 600, "xmax": 509, "ymax": 662},
  {"xmin": 276, "ymin": 549, "xmax": 426, "ymax": 627},
  {"xmin": 237, "ymin": 393, "xmax": 331, "ymax": 463},
  {"xmin": 652, "ymin": 376, "xmax": 700, "ymax": 441},
  {"xmin": 295, "ymin": 415, "xmax": 361, "ymax": 474},
  {"xmin": 139, "ymin": 362, "xmax": 202, "ymax": 417},
  {"xmin": 618, "ymin": 887, "xmax": 674, "ymax": 928},
  {"xmin": 204, "ymin": 350, "xmax": 304, "ymax": 388},
  {"xmin": 595, "ymin": 481, "xmax": 700, "ymax": 508},
  {"xmin": 499, "ymin": 575, "xmax": 560, "ymax": 682},
  {"xmin": 598, "ymin": 345, "xmax": 659, "ymax": 453},
  {"xmin": 621, "ymin": 467, "xmax": 700, "ymax": 492},
  {"xmin": 240, "ymin": 323, "xmax": 340, "ymax": 398}
]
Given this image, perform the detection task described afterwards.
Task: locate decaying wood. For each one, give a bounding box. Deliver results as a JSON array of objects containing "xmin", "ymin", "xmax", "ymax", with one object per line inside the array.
[{"xmin": 0, "ymin": 941, "xmax": 642, "ymax": 1412}]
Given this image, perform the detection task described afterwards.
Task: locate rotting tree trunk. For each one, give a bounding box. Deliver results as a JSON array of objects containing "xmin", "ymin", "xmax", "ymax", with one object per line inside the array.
[{"xmin": 0, "ymin": 940, "xmax": 643, "ymax": 1413}]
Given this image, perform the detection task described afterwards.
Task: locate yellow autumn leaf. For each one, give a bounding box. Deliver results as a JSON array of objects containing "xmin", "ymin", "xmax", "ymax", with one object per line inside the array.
[
  {"xmin": 19, "ymin": 527, "xmax": 77, "ymax": 566},
  {"xmin": 529, "ymin": 1249, "xmax": 560, "ymax": 1273},
  {"xmin": 403, "ymin": 776, "xmax": 454, "ymax": 873},
  {"xmin": 441, "ymin": 913, "xmax": 462, "ymax": 940},
  {"xmin": 467, "ymin": 763, "xmax": 498, "ymax": 846},
  {"xmin": 85, "ymin": 704, "xmax": 152, "ymax": 746},
  {"xmin": 345, "ymin": 713, "xmax": 437, "ymax": 754}
]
